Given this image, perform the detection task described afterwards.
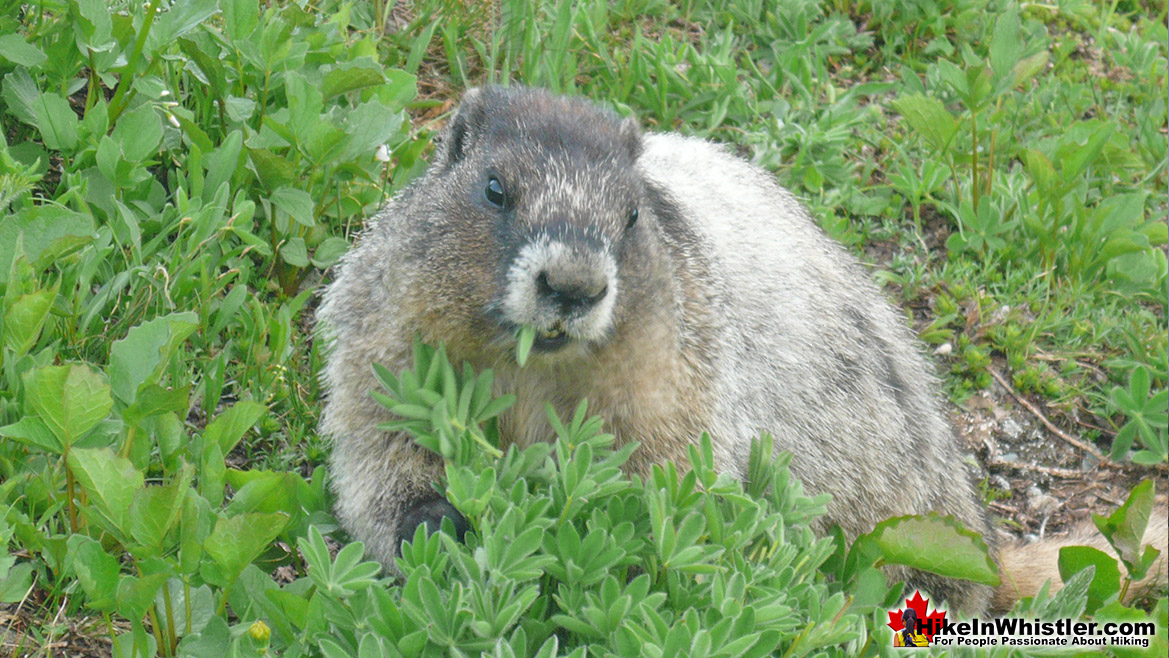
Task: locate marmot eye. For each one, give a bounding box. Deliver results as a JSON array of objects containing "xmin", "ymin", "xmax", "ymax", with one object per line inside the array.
[
  {"xmin": 626, "ymin": 207, "xmax": 639, "ymax": 229},
  {"xmin": 485, "ymin": 176, "xmax": 506, "ymax": 208}
]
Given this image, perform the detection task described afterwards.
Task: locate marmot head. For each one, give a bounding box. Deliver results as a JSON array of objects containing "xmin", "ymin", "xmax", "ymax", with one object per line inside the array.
[{"xmin": 403, "ymin": 86, "xmax": 665, "ymax": 363}]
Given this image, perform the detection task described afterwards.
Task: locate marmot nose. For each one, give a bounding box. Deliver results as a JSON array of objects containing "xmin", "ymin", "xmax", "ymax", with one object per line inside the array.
[{"xmin": 536, "ymin": 269, "xmax": 608, "ymax": 315}]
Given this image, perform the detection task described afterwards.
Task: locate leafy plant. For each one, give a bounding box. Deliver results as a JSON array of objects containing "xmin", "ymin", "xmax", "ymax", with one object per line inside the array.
[
  {"xmin": 1108, "ymin": 367, "xmax": 1169, "ymax": 465},
  {"xmin": 1058, "ymin": 480, "xmax": 1164, "ymax": 613}
]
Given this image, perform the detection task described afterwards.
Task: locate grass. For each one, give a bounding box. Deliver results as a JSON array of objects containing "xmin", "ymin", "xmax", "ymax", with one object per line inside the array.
[{"xmin": 0, "ymin": 0, "xmax": 1165, "ymax": 656}]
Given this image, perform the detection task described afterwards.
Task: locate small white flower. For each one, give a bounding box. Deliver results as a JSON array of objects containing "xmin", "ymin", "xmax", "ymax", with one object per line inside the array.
[{"xmin": 375, "ymin": 144, "xmax": 390, "ymax": 162}]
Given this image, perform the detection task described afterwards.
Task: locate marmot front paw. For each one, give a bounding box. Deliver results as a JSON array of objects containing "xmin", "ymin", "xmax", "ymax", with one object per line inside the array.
[{"xmin": 397, "ymin": 496, "xmax": 469, "ymax": 552}]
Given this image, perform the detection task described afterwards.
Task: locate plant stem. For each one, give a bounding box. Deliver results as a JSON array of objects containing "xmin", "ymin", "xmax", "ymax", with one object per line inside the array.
[
  {"xmin": 163, "ymin": 583, "xmax": 178, "ymax": 654},
  {"xmin": 971, "ymin": 110, "xmax": 980, "ymax": 212},
  {"xmin": 109, "ymin": 0, "xmax": 164, "ymax": 122},
  {"xmin": 64, "ymin": 447, "xmax": 79, "ymax": 534}
]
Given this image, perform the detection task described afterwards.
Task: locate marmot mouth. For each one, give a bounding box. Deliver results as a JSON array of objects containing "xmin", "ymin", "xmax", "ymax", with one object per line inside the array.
[{"xmin": 532, "ymin": 321, "xmax": 571, "ymax": 351}]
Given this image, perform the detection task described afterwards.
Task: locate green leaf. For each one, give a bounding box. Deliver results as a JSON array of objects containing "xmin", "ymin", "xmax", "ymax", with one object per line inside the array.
[
  {"xmin": 204, "ymin": 400, "xmax": 267, "ymax": 456},
  {"xmin": 1020, "ymin": 148, "xmax": 1057, "ymax": 193},
  {"xmin": 108, "ymin": 312, "xmax": 198, "ymax": 404},
  {"xmin": 0, "ymin": 34, "xmax": 47, "ymax": 68},
  {"xmin": 67, "ymin": 536, "xmax": 120, "ymax": 611},
  {"xmin": 203, "ymin": 512, "xmax": 289, "ymax": 585},
  {"xmin": 1093, "ymin": 480, "xmax": 1155, "ymax": 577},
  {"xmin": 516, "ymin": 326, "xmax": 536, "ymax": 367},
  {"xmin": 128, "ymin": 464, "xmax": 192, "ymax": 553},
  {"xmin": 69, "ymin": 0, "xmax": 115, "ymax": 52},
  {"xmin": 0, "ymin": 416, "xmax": 61, "ymax": 453},
  {"xmin": 1012, "ymin": 51, "xmax": 1049, "ymax": 88},
  {"xmin": 860, "ymin": 514, "xmax": 1000, "ymax": 586},
  {"xmin": 4, "ymin": 288, "xmax": 55, "ymax": 356},
  {"xmin": 223, "ymin": 96, "xmax": 255, "ymax": 123},
  {"xmin": 123, "ymin": 385, "xmax": 190, "ymax": 425},
  {"xmin": 988, "ymin": 7, "xmax": 1021, "ymax": 80},
  {"xmin": 321, "ymin": 60, "xmax": 387, "ymax": 99},
  {"xmin": 223, "ymin": 470, "xmax": 294, "ymax": 516},
  {"xmin": 32, "ymin": 92, "xmax": 79, "ymax": 152},
  {"xmin": 340, "ymin": 99, "xmax": 404, "ymax": 162},
  {"xmin": 67, "ymin": 447, "xmax": 144, "ymax": 536},
  {"xmin": 270, "ymin": 187, "xmax": 315, "ymax": 228},
  {"xmin": 281, "ymin": 236, "xmax": 310, "ymax": 268},
  {"xmin": 116, "ymin": 572, "xmax": 169, "ymax": 622},
  {"xmin": 247, "ymin": 147, "xmax": 295, "ymax": 190},
  {"xmin": 111, "ymin": 104, "xmax": 162, "ymax": 162},
  {"xmin": 204, "ymin": 131, "xmax": 242, "ymax": 205},
  {"xmin": 150, "ymin": 0, "xmax": 219, "ymax": 47},
  {"xmin": 0, "ymin": 563, "xmax": 33, "ymax": 603},
  {"xmin": 221, "ymin": 0, "xmax": 259, "ymax": 42},
  {"xmin": 24, "ymin": 364, "xmax": 113, "ymax": 448},
  {"xmin": 0, "ymin": 206, "xmax": 94, "ymax": 282},
  {"xmin": 310, "ymin": 236, "xmax": 348, "ymax": 268},
  {"xmin": 1058, "ymin": 545, "xmax": 1121, "ymax": 614},
  {"xmin": 2, "ymin": 69, "xmax": 39, "ymax": 125},
  {"xmin": 890, "ymin": 94, "xmax": 956, "ymax": 153}
]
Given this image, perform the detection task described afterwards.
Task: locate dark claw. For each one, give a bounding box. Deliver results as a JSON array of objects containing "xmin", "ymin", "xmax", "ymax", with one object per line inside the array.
[{"xmin": 397, "ymin": 497, "xmax": 469, "ymax": 553}]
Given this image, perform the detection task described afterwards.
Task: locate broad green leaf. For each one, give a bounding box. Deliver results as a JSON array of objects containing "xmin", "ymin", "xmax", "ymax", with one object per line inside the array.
[
  {"xmin": 204, "ymin": 131, "xmax": 242, "ymax": 205},
  {"xmin": 0, "ymin": 563, "xmax": 33, "ymax": 603},
  {"xmin": 860, "ymin": 514, "xmax": 1000, "ymax": 585},
  {"xmin": 32, "ymin": 92, "xmax": 79, "ymax": 152},
  {"xmin": 176, "ymin": 616, "xmax": 231, "ymax": 656},
  {"xmin": 270, "ymin": 187, "xmax": 315, "ymax": 228},
  {"xmin": 321, "ymin": 60, "xmax": 387, "ymax": 99},
  {"xmin": 1012, "ymin": 51, "xmax": 1049, "ymax": 88},
  {"xmin": 67, "ymin": 535, "xmax": 119, "ymax": 611},
  {"xmin": 204, "ymin": 400, "xmax": 267, "ymax": 455},
  {"xmin": 281, "ymin": 236, "xmax": 310, "ymax": 268},
  {"xmin": 1020, "ymin": 148, "xmax": 1057, "ymax": 193},
  {"xmin": 1093, "ymin": 480, "xmax": 1155, "ymax": 577},
  {"xmin": 95, "ymin": 135, "xmax": 121, "ymax": 182},
  {"xmin": 1, "ymin": 69, "xmax": 39, "ymax": 126},
  {"xmin": 890, "ymin": 94, "xmax": 956, "ymax": 153},
  {"xmin": 0, "ymin": 416, "xmax": 61, "ymax": 452},
  {"xmin": 24, "ymin": 364, "xmax": 113, "ymax": 448},
  {"xmin": 311, "ymin": 237, "xmax": 348, "ymax": 268},
  {"xmin": 988, "ymin": 7, "xmax": 1021, "ymax": 80},
  {"xmin": 203, "ymin": 512, "xmax": 289, "ymax": 584},
  {"xmin": 221, "ymin": 0, "xmax": 259, "ymax": 41},
  {"xmin": 67, "ymin": 447, "xmax": 144, "ymax": 536},
  {"xmin": 223, "ymin": 470, "xmax": 293, "ymax": 517},
  {"xmin": 128, "ymin": 464, "xmax": 193, "ymax": 553},
  {"xmin": 0, "ymin": 34, "xmax": 46, "ymax": 68},
  {"xmin": 149, "ymin": 0, "xmax": 219, "ymax": 48},
  {"xmin": 116, "ymin": 572, "xmax": 169, "ymax": 622},
  {"xmin": 223, "ymin": 96, "xmax": 255, "ymax": 123},
  {"xmin": 123, "ymin": 385, "xmax": 190, "ymax": 425},
  {"xmin": 180, "ymin": 494, "xmax": 213, "ymax": 576},
  {"xmin": 111, "ymin": 104, "xmax": 162, "ymax": 162},
  {"xmin": 4, "ymin": 288, "xmax": 54, "ymax": 356},
  {"xmin": 0, "ymin": 206, "xmax": 94, "ymax": 282},
  {"xmin": 1058, "ymin": 545, "xmax": 1120, "ymax": 614},
  {"xmin": 340, "ymin": 99, "xmax": 404, "ymax": 162},
  {"xmin": 108, "ymin": 312, "xmax": 198, "ymax": 404},
  {"xmin": 248, "ymin": 147, "xmax": 296, "ymax": 190},
  {"xmin": 69, "ymin": 0, "xmax": 115, "ymax": 52}
]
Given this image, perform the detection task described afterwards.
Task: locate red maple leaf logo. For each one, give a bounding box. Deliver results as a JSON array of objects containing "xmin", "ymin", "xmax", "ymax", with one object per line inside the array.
[{"xmin": 887, "ymin": 590, "xmax": 947, "ymax": 641}]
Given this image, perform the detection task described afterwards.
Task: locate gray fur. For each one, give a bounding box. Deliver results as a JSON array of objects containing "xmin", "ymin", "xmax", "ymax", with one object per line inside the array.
[{"xmin": 318, "ymin": 86, "xmax": 993, "ymax": 612}]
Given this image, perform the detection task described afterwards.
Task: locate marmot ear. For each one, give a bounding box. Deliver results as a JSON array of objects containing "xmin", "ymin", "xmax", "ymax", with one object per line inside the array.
[
  {"xmin": 441, "ymin": 87, "xmax": 488, "ymax": 169},
  {"xmin": 618, "ymin": 116, "xmax": 643, "ymax": 161}
]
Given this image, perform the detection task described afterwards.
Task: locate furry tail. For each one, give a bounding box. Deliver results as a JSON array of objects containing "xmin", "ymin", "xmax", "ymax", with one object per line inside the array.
[{"xmin": 991, "ymin": 507, "xmax": 1168, "ymax": 613}]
